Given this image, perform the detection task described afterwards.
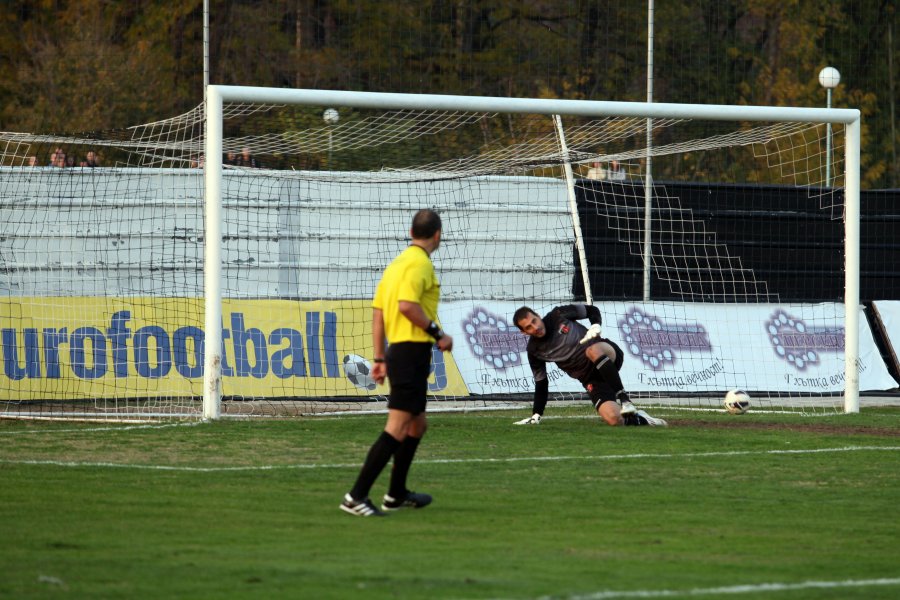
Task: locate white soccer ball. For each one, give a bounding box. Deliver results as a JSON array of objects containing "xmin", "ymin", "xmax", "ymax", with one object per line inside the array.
[
  {"xmin": 343, "ymin": 354, "xmax": 376, "ymax": 391},
  {"xmin": 323, "ymin": 108, "xmax": 340, "ymax": 124},
  {"xmin": 724, "ymin": 389, "xmax": 751, "ymax": 415}
]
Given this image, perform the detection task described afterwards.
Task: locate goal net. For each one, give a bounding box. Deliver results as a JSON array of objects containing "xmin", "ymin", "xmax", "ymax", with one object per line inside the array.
[{"xmin": 1, "ymin": 87, "xmax": 883, "ymax": 420}]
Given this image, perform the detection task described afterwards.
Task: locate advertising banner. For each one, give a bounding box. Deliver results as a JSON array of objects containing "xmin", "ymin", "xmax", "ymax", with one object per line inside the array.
[
  {"xmin": 4, "ymin": 297, "xmax": 894, "ymax": 401},
  {"xmin": 441, "ymin": 301, "xmax": 898, "ymax": 395},
  {"xmin": 0, "ymin": 298, "xmax": 469, "ymax": 400}
]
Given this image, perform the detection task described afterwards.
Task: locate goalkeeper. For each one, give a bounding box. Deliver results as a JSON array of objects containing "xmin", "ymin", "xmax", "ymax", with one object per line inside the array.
[{"xmin": 512, "ymin": 304, "xmax": 666, "ymax": 427}]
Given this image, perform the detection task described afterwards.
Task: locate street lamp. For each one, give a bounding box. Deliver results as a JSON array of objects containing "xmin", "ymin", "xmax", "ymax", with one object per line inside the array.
[
  {"xmin": 818, "ymin": 66, "xmax": 840, "ymax": 187},
  {"xmin": 323, "ymin": 108, "xmax": 339, "ymax": 167}
]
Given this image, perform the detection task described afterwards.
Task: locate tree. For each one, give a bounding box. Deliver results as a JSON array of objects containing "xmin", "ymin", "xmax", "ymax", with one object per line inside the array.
[{"xmin": 0, "ymin": 0, "xmax": 896, "ymax": 187}]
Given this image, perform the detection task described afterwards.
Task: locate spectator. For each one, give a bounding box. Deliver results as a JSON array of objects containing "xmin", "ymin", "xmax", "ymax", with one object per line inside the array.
[
  {"xmin": 84, "ymin": 150, "xmax": 100, "ymax": 167},
  {"xmin": 26, "ymin": 156, "xmax": 38, "ymax": 167},
  {"xmin": 235, "ymin": 147, "xmax": 259, "ymax": 168},
  {"xmin": 605, "ymin": 160, "xmax": 627, "ymax": 181},
  {"xmin": 586, "ymin": 161, "xmax": 605, "ymax": 179},
  {"xmin": 224, "ymin": 150, "xmax": 237, "ymax": 165},
  {"xmin": 50, "ymin": 148, "xmax": 67, "ymax": 168}
]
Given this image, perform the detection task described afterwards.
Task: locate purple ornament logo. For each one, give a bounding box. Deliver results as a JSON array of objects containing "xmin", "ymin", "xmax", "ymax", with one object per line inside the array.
[
  {"xmin": 461, "ymin": 308, "xmax": 528, "ymax": 371},
  {"xmin": 766, "ymin": 310, "xmax": 843, "ymax": 371},
  {"xmin": 619, "ymin": 307, "xmax": 712, "ymax": 370}
]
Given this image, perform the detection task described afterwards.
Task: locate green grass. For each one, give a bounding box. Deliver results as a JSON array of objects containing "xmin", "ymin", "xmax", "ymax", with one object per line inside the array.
[{"xmin": 1, "ymin": 407, "xmax": 899, "ymax": 599}]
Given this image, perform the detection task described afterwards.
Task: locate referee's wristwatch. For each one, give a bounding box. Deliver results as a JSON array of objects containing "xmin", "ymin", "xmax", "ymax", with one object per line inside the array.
[{"xmin": 425, "ymin": 321, "xmax": 445, "ymax": 340}]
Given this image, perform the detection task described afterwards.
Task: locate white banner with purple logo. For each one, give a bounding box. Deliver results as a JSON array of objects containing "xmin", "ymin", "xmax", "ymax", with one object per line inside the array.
[{"xmin": 440, "ymin": 301, "xmax": 898, "ymax": 395}]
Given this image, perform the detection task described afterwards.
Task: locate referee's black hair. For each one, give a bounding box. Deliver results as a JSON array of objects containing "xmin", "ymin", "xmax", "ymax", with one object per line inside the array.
[{"xmin": 411, "ymin": 208, "xmax": 442, "ymax": 239}]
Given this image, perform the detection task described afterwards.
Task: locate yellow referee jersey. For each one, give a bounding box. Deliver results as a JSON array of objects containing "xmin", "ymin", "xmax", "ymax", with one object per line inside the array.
[{"xmin": 373, "ymin": 245, "xmax": 440, "ymax": 343}]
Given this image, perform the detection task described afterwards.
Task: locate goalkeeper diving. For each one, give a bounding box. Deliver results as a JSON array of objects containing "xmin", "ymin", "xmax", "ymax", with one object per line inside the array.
[{"xmin": 512, "ymin": 304, "xmax": 666, "ymax": 427}]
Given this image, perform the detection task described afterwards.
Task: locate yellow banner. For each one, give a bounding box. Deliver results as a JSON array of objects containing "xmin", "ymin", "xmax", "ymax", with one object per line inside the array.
[{"xmin": 0, "ymin": 298, "xmax": 469, "ymax": 400}]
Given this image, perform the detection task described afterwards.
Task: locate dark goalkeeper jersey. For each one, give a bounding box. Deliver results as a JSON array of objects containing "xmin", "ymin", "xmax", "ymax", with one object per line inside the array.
[{"xmin": 526, "ymin": 304, "xmax": 597, "ymax": 384}]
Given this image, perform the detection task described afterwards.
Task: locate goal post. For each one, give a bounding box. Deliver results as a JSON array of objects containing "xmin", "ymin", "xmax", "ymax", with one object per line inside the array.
[
  {"xmin": 203, "ymin": 85, "xmax": 863, "ymax": 418},
  {"xmin": 844, "ymin": 117, "xmax": 862, "ymax": 414},
  {"xmin": 1, "ymin": 87, "xmax": 878, "ymax": 421},
  {"xmin": 203, "ymin": 90, "xmax": 224, "ymax": 420}
]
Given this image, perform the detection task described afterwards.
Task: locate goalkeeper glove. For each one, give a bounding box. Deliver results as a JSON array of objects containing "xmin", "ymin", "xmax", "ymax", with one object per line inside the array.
[
  {"xmin": 513, "ymin": 413, "xmax": 542, "ymax": 425},
  {"xmin": 579, "ymin": 323, "xmax": 602, "ymax": 344}
]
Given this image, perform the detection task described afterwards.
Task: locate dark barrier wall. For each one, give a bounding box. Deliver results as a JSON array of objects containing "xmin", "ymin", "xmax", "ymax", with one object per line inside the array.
[{"xmin": 575, "ymin": 181, "xmax": 900, "ymax": 303}]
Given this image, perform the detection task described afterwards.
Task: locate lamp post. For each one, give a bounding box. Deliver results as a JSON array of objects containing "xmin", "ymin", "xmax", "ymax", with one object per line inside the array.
[
  {"xmin": 323, "ymin": 108, "xmax": 339, "ymax": 167},
  {"xmin": 818, "ymin": 66, "xmax": 840, "ymax": 187}
]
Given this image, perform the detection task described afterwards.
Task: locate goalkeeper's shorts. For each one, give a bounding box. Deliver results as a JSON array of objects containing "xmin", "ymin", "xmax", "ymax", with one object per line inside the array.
[{"xmin": 583, "ymin": 339, "xmax": 624, "ymax": 409}]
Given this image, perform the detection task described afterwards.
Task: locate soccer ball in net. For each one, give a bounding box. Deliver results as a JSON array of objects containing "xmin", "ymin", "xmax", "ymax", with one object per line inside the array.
[
  {"xmin": 343, "ymin": 354, "xmax": 376, "ymax": 391},
  {"xmin": 323, "ymin": 108, "xmax": 340, "ymax": 124},
  {"xmin": 723, "ymin": 390, "xmax": 751, "ymax": 415}
]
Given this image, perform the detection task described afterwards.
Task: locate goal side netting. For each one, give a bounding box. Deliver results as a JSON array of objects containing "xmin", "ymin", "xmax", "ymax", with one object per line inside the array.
[{"xmin": 1, "ymin": 87, "xmax": 885, "ymax": 420}]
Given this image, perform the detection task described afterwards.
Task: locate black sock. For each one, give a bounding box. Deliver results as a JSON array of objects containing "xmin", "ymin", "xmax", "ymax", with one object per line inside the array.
[
  {"xmin": 388, "ymin": 435, "xmax": 422, "ymax": 499},
  {"xmin": 349, "ymin": 431, "xmax": 401, "ymax": 501},
  {"xmin": 593, "ymin": 355, "xmax": 628, "ymax": 401}
]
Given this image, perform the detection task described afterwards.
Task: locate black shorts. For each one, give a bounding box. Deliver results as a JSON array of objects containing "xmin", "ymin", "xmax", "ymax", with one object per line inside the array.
[
  {"xmin": 386, "ymin": 341, "xmax": 433, "ymax": 415},
  {"xmin": 584, "ymin": 339, "xmax": 624, "ymax": 410}
]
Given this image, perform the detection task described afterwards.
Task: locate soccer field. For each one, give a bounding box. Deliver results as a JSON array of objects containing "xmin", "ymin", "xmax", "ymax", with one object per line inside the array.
[{"xmin": 2, "ymin": 407, "xmax": 899, "ymax": 599}]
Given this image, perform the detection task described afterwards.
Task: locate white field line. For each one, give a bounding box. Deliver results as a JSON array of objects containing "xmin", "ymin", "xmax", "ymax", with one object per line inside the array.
[
  {"xmin": 0, "ymin": 421, "xmax": 202, "ymax": 436},
  {"xmin": 526, "ymin": 576, "xmax": 900, "ymax": 599},
  {"xmin": 1, "ymin": 445, "xmax": 898, "ymax": 473}
]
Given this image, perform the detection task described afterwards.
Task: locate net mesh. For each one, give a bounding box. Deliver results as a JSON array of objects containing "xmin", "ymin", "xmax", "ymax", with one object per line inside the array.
[{"xmin": 0, "ymin": 96, "xmax": 872, "ymax": 420}]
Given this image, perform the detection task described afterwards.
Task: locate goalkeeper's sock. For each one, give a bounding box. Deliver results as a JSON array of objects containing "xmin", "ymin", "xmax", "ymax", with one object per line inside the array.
[
  {"xmin": 623, "ymin": 412, "xmax": 642, "ymax": 426},
  {"xmin": 388, "ymin": 435, "xmax": 422, "ymax": 499},
  {"xmin": 592, "ymin": 355, "xmax": 628, "ymax": 400},
  {"xmin": 349, "ymin": 431, "xmax": 401, "ymax": 501}
]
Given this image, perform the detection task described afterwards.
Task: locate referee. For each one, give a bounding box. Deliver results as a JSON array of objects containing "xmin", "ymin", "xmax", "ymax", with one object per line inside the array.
[{"xmin": 340, "ymin": 209, "xmax": 453, "ymax": 517}]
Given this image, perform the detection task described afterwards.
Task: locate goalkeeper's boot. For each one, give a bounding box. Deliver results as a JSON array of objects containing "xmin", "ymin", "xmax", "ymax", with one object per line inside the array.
[
  {"xmin": 635, "ymin": 409, "xmax": 667, "ymax": 427},
  {"xmin": 381, "ymin": 491, "xmax": 433, "ymax": 512},
  {"xmin": 616, "ymin": 391, "xmax": 637, "ymax": 416},
  {"xmin": 513, "ymin": 413, "xmax": 542, "ymax": 425},
  {"xmin": 340, "ymin": 493, "xmax": 388, "ymax": 517}
]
